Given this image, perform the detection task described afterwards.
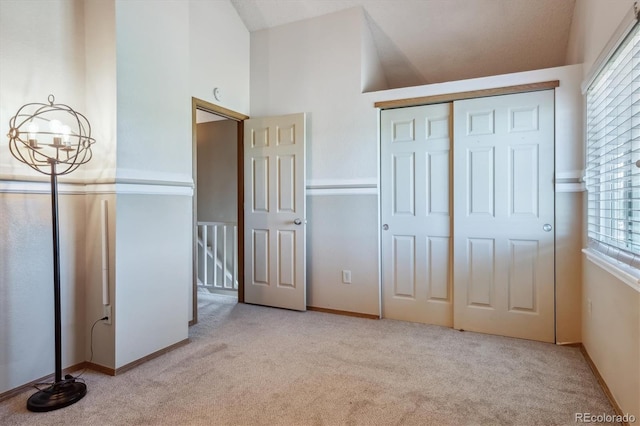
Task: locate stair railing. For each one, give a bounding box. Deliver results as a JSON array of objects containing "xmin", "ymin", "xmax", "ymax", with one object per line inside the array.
[{"xmin": 197, "ymin": 221, "xmax": 238, "ymax": 291}]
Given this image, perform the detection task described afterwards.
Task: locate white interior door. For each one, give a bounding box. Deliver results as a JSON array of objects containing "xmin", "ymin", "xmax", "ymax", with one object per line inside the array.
[
  {"xmin": 381, "ymin": 103, "xmax": 452, "ymax": 326},
  {"xmin": 453, "ymin": 90, "xmax": 555, "ymax": 342},
  {"xmin": 244, "ymin": 113, "xmax": 306, "ymax": 311}
]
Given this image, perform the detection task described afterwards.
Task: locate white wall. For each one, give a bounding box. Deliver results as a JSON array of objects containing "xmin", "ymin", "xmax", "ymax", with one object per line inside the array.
[
  {"xmin": 108, "ymin": 0, "xmax": 249, "ymax": 366},
  {"xmin": 84, "ymin": 193, "xmax": 116, "ymax": 369},
  {"xmin": 113, "ymin": 0, "xmax": 193, "ymax": 367},
  {"xmin": 0, "ymin": 192, "xmax": 87, "ymax": 393},
  {"xmin": 190, "ymin": 0, "xmax": 250, "ymax": 115},
  {"xmin": 115, "ymin": 194, "xmax": 191, "ymax": 366},
  {"xmin": 565, "ymin": 0, "xmax": 634, "ymax": 76},
  {"xmin": 0, "ymin": 0, "xmax": 89, "ymax": 394},
  {"xmin": 0, "ymin": 0, "xmax": 86, "ymax": 180},
  {"xmin": 80, "ymin": 0, "xmax": 118, "ymax": 373},
  {"xmin": 306, "ymin": 194, "xmax": 379, "ymax": 314},
  {"xmin": 115, "ymin": 0, "xmax": 192, "ymax": 184},
  {"xmin": 110, "ymin": 0, "xmax": 250, "ymax": 368},
  {"xmin": 361, "ymin": 13, "xmax": 388, "ymax": 93},
  {"xmin": 582, "ymin": 261, "xmax": 639, "ymax": 418},
  {"xmin": 251, "ymin": 7, "xmax": 378, "ymax": 182},
  {"xmin": 566, "ymin": 0, "xmax": 640, "ymax": 418},
  {"xmin": 84, "ymin": 0, "xmax": 117, "ymax": 182}
]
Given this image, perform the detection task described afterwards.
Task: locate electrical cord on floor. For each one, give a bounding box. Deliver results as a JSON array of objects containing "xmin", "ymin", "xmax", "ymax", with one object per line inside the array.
[
  {"xmin": 33, "ymin": 375, "xmax": 86, "ymax": 391},
  {"xmin": 33, "ymin": 316, "xmax": 107, "ymax": 390}
]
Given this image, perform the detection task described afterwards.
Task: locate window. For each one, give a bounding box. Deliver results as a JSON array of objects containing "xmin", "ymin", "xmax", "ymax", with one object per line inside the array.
[{"xmin": 585, "ymin": 21, "xmax": 640, "ymax": 268}]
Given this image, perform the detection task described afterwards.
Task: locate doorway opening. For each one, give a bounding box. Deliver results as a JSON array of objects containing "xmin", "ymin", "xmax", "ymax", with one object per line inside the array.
[{"xmin": 191, "ymin": 97, "xmax": 248, "ymax": 325}]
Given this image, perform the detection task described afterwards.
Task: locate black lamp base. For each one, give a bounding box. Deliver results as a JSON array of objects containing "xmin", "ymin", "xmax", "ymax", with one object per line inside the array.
[{"xmin": 26, "ymin": 380, "xmax": 87, "ymax": 412}]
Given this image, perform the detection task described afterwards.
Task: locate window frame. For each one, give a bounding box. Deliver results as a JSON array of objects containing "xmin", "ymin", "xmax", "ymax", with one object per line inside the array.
[{"xmin": 583, "ymin": 5, "xmax": 640, "ymax": 287}]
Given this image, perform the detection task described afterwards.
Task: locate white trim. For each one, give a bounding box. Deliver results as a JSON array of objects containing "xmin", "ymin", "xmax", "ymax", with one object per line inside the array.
[
  {"xmin": 306, "ymin": 178, "xmax": 378, "ymax": 196},
  {"xmin": 1, "ymin": 180, "xmax": 193, "ymax": 196},
  {"xmin": 1, "ymin": 164, "xmax": 115, "ymax": 184},
  {"xmin": 83, "ymin": 184, "xmax": 117, "ymax": 194},
  {"xmin": 0, "ymin": 180, "xmax": 86, "ymax": 195},
  {"xmin": 555, "ymin": 170, "xmax": 585, "ymax": 192},
  {"xmin": 556, "ymin": 183, "xmax": 586, "ymax": 193},
  {"xmin": 583, "ymin": 248, "xmax": 640, "ymax": 293},
  {"xmin": 582, "ymin": 4, "xmax": 638, "ymax": 93},
  {"xmin": 113, "ymin": 183, "xmax": 193, "ymax": 196},
  {"xmin": 306, "ymin": 178, "xmax": 377, "ymax": 189},
  {"xmin": 555, "ymin": 170, "xmax": 584, "ymax": 180},
  {"xmin": 85, "ymin": 183, "xmax": 194, "ymax": 196},
  {"xmin": 115, "ymin": 169, "xmax": 194, "ymax": 187},
  {"xmin": 307, "ymin": 187, "xmax": 377, "ymax": 196}
]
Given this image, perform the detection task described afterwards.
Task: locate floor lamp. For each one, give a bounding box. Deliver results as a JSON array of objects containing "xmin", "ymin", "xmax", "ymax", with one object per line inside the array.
[{"xmin": 7, "ymin": 95, "xmax": 95, "ymax": 412}]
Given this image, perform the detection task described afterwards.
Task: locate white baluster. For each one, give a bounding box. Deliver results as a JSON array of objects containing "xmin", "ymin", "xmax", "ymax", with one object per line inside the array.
[
  {"xmin": 202, "ymin": 225, "xmax": 208, "ymax": 286},
  {"xmin": 223, "ymin": 225, "xmax": 228, "ymax": 288},
  {"xmin": 233, "ymin": 225, "xmax": 238, "ymax": 290},
  {"xmin": 212, "ymin": 224, "xmax": 218, "ymax": 287}
]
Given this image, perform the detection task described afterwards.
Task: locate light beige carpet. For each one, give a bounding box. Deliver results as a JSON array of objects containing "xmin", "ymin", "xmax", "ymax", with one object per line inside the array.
[{"xmin": 1, "ymin": 293, "xmax": 616, "ymax": 425}]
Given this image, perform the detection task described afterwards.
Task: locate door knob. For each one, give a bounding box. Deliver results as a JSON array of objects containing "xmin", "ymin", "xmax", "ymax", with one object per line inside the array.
[
  {"xmin": 543, "ymin": 224, "xmax": 552, "ymax": 232},
  {"xmin": 293, "ymin": 218, "xmax": 302, "ymax": 225},
  {"xmin": 382, "ymin": 224, "xmax": 389, "ymax": 230}
]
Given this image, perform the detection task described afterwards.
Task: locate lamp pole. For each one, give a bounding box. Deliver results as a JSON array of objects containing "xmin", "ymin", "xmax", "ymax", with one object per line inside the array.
[{"xmin": 50, "ymin": 160, "xmax": 62, "ymax": 385}]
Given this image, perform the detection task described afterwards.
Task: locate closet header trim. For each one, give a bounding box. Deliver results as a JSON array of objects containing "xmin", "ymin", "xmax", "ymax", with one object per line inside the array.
[{"xmin": 374, "ymin": 80, "xmax": 560, "ymax": 110}]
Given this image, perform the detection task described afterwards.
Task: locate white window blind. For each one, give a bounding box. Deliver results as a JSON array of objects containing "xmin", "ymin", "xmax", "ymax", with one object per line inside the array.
[{"xmin": 586, "ymin": 21, "xmax": 640, "ymax": 267}]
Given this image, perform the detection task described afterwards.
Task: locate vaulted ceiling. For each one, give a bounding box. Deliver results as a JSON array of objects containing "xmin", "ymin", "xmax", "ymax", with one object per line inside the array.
[{"xmin": 230, "ymin": 0, "xmax": 577, "ymax": 89}]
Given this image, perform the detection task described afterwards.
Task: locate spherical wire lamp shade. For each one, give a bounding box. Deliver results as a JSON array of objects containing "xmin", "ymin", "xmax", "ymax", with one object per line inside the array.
[
  {"xmin": 6, "ymin": 95, "xmax": 95, "ymax": 412},
  {"xmin": 7, "ymin": 94, "xmax": 95, "ymax": 175}
]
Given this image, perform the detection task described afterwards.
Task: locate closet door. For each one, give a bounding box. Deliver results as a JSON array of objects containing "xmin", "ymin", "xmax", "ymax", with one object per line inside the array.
[
  {"xmin": 381, "ymin": 103, "xmax": 452, "ymax": 326},
  {"xmin": 453, "ymin": 90, "xmax": 555, "ymax": 343}
]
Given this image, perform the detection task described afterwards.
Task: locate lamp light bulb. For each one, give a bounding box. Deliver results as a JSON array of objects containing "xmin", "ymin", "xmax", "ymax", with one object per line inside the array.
[
  {"xmin": 49, "ymin": 119, "xmax": 62, "ymax": 134},
  {"xmin": 62, "ymin": 125, "xmax": 71, "ymax": 145},
  {"xmin": 28, "ymin": 122, "xmax": 39, "ymax": 140},
  {"xmin": 49, "ymin": 119, "xmax": 63, "ymax": 145},
  {"xmin": 27, "ymin": 122, "xmax": 40, "ymax": 148}
]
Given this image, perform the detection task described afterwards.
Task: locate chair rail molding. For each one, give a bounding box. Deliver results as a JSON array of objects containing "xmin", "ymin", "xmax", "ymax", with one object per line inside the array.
[
  {"xmin": 555, "ymin": 170, "xmax": 585, "ymax": 193},
  {"xmin": 306, "ymin": 178, "xmax": 377, "ymax": 196}
]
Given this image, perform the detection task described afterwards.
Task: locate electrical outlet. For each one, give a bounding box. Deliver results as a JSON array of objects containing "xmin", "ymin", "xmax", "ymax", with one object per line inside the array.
[
  {"xmin": 103, "ymin": 304, "xmax": 112, "ymax": 325},
  {"xmin": 342, "ymin": 270, "xmax": 352, "ymax": 284}
]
